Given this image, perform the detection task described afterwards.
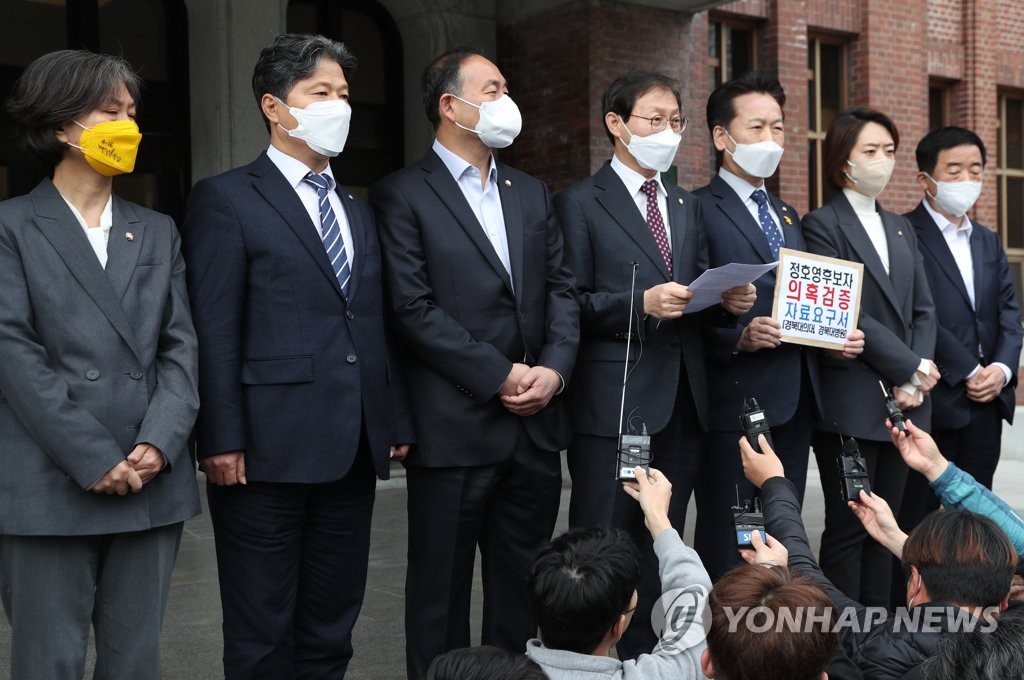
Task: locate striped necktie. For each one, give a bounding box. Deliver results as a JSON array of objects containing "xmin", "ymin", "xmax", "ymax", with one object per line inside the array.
[{"xmin": 303, "ymin": 172, "xmax": 351, "ymax": 297}]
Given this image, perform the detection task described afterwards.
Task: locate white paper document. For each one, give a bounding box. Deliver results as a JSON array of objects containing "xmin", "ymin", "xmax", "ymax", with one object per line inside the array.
[{"xmin": 684, "ymin": 261, "xmax": 779, "ymax": 313}]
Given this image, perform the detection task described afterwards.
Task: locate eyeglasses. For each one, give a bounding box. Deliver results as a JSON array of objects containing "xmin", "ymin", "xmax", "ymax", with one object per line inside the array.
[{"xmin": 629, "ymin": 113, "xmax": 687, "ymax": 134}]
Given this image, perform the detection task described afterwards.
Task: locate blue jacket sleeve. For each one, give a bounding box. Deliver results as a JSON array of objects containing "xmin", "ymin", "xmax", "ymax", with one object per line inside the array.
[{"xmin": 931, "ymin": 462, "xmax": 1024, "ymax": 554}]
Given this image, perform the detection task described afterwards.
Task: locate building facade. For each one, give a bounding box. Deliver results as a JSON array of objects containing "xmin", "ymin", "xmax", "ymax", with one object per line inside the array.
[{"xmin": 1, "ymin": 0, "xmax": 1022, "ymax": 304}]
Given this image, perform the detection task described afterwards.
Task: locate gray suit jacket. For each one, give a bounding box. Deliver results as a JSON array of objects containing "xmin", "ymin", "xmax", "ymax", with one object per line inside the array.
[{"xmin": 0, "ymin": 179, "xmax": 200, "ymax": 535}]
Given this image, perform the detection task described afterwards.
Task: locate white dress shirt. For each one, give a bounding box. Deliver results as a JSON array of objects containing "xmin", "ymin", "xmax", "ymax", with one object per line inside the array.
[
  {"xmin": 266, "ymin": 144, "xmax": 355, "ymax": 261},
  {"xmin": 718, "ymin": 166, "xmax": 784, "ymax": 241},
  {"xmin": 610, "ymin": 154, "xmax": 671, "ymax": 249},
  {"xmin": 61, "ymin": 193, "xmax": 112, "ymax": 269},
  {"xmin": 432, "ymin": 139, "xmax": 513, "ymax": 284}
]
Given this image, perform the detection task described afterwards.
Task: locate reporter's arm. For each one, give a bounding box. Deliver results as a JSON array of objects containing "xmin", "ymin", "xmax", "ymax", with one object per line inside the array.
[{"xmin": 930, "ymin": 462, "xmax": 1024, "ymax": 555}]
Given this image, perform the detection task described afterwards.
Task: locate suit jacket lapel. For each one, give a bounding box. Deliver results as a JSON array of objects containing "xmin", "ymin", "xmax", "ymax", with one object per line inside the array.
[
  {"xmin": 29, "ymin": 180, "xmax": 141, "ymax": 357},
  {"xmin": 708, "ymin": 174, "xmax": 775, "ymax": 264},
  {"xmin": 969, "ymin": 226, "xmax": 985, "ymax": 310},
  {"xmin": 910, "ymin": 204, "xmax": 972, "ymax": 310},
  {"xmin": 593, "ymin": 163, "xmax": 670, "ymax": 281},
  {"xmin": 250, "ymin": 153, "xmax": 347, "ymax": 303},
  {"xmin": 833, "ymin": 193, "xmax": 904, "ymax": 319},
  {"xmin": 497, "ymin": 164, "xmax": 524, "ymax": 301},
  {"xmin": 769, "ymin": 192, "xmax": 801, "ymax": 252},
  {"xmin": 664, "ymin": 183, "xmax": 691, "ymax": 282},
  {"xmin": 881, "ymin": 210, "xmax": 913, "ymax": 320},
  {"xmin": 105, "ymin": 197, "xmax": 144, "ymax": 302},
  {"xmin": 335, "ymin": 186, "xmax": 365, "ymax": 300},
  {"xmin": 421, "ymin": 151, "xmax": 514, "ymax": 295}
]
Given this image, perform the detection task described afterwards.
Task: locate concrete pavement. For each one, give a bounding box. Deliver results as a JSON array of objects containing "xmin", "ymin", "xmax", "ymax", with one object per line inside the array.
[{"xmin": 2, "ymin": 410, "xmax": 1023, "ymax": 679}]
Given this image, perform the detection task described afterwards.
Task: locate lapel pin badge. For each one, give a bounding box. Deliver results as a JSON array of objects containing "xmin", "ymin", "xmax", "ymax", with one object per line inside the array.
[
  {"xmin": 678, "ymin": 197, "xmax": 684, "ymax": 205},
  {"xmin": 897, "ymin": 230, "xmax": 903, "ymax": 236},
  {"xmin": 783, "ymin": 215, "xmax": 793, "ymax": 225},
  {"xmin": 347, "ymin": 194, "xmax": 354, "ymax": 200},
  {"xmin": 504, "ymin": 179, "xmax": 512, "ymax": 187},
  {"xmin": 125, "ymin": 232, "xmax": 134, "ymax": 241}
]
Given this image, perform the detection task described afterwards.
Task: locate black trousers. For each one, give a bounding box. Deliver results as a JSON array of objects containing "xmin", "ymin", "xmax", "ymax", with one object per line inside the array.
[
  {"xmin": 404, "ymin": 425, "xmax": 562, "ymax": 680},
  {"xmin": 208, "ymin": 447, "xmax": 376, "ymax": 680},
  {"xmin": 566, "ymin": 383, "xmax": 702, "ymax": 660},
  {"xmin": 813, "ymin": 434, "xmax": 908, "ymax": 608},
  {"xmin": 694, "ymin": 384, "xmax": 814, "ymax": 583}
]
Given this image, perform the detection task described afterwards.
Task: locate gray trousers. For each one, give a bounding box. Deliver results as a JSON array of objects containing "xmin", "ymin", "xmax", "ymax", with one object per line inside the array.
[{"xmin": 0, "ymin": 522, "xmax": 182, "ymax": 680}]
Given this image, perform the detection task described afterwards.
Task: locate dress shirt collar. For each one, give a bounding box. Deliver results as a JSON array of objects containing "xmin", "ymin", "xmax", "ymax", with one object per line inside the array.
[
  {"xmin": 432, "ymin": 138, "xmax": 496, "ymax": 185},
  {"xmin": 843, "ymin": 187, "xmax": 878, "ymax": 215},
  {"xmin": 266, "ymin": 144, "xmax": 337, "ymax": 191},
  {"xmin": 60, "ymin": 192, "xmax": 113, "ymax": 230},
  {"xmin": 922, "ymin": 197, "xmax": 973, "ymax": 239},
  {"xmin": 718, "ymin": 166, "xmax": 765, "ymax": 200},
  {"xmin": 610, "ymin": 154, "xmax": 665, "ymax": 198}
]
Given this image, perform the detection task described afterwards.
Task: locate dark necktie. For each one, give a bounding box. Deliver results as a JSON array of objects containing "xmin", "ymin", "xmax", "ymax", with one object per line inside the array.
[
  {"xmin": 641, "ymin": 179, "xmax": 673, "ymax": 276},
  {"xmin": 750, "ymin": 188, "xmax": 784, "ymax": 259},
  {"xmin": 303, "ymin": 172, "xmax": 351, "ymax": 297}
]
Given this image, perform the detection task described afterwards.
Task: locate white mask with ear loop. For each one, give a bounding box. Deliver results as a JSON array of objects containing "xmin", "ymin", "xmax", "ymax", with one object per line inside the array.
[
  {"xmin": 926, "ymin": 175, "xmax": 983, "ymax": 216},
  {"xmin": 618, "ymin": 115, "xmax": 682, "ymax": 173},
  {"xmin": 277, "ymin": 97, "xmax": 352, "ymax": 157}
]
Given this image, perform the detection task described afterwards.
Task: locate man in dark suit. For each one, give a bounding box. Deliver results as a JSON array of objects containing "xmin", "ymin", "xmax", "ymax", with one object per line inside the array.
[
  {"xmin": 180, "ymin": 34, "xmax": 413, "ymax": 678},
  {"xmin": 369, "ymin": 47, "xmax": 579, "ymax": 679},
  {"xmin": 900, "ymin": 126, "xmax": 1022, "ymax": 528},
  {"xmin": 692, "ymin": 72, "xmax": 862, "ymax": 582},
  {"xmin": 554, "ymin": 71, "xmax": 755, "ymax": 658}
]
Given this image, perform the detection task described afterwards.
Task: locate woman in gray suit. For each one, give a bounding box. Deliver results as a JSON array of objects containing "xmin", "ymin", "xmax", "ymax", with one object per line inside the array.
[
  {"xmin": 0, "ymin": 50, "xmax": 200, "ymax": 679},
  {"xmin": 801, "ymin": 107, "xmax": 938, "ymax": 609}
]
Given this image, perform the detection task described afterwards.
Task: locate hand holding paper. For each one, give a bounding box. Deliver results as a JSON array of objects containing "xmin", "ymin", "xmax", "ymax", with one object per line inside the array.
[{"xmin": 684, "ymin": 261, "xmax": 778, "ymax": 314}]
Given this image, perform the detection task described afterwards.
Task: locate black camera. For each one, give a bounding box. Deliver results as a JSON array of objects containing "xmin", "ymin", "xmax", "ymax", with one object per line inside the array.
[
  {"xmin": 837, "ymin": 436, "xmax": 871, "ymax": 503},
  {"xmin": 739, "ymin": 398, "xmax": 773, "ymax": 453},
  {"xmin": 880, "ymin": 381, "xmax": 906, "ymax": 433},
  {"xmin": 616, "ymin": 429, "xmax": 652, "ymax": 481},
  {"xmin": 732, "ymin": 491, "xmax": 766, "ymax": 548}
]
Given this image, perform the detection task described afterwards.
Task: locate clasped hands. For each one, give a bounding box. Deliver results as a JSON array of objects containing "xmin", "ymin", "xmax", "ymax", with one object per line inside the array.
[
  {"xmin": 643, "ymin": 282, "xmax": 756, "ymax": 320},
  {"xmin": 500, "ymin": 362, "xmax": 561, "ymax": 416},
  {"xmin": 89, "ymin": 442, "xmax": 166, "ymax": 496}
]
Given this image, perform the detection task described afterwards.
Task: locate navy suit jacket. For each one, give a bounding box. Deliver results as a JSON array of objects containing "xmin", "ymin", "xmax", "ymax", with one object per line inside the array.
[
  {"xmin": 694, "ymin": 174, "xmax": 821, "ymax": 430},
  {"xmin": 906, "ymin": 202, "xmax": 1022, "ymax": 426},
  {"xmin": 369, "ymin": 149, "xmax": 579, "ymax": 466},
  {"xmin": 802, "ymin": 192, "xmax": 936, "ymax": 440},
  {"xmin": 181, "ymin": 151, "xmax": 413, "ymax": 483},
  {"xmin": 554, "ymin": 161, "xmax": 736, "ymax": 437}
]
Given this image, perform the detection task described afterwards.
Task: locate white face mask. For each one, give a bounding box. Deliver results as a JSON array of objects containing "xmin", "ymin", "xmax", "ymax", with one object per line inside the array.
[
  {"xmin": 277, "ymin": 97, "xmax": 352, "ymax": 157},
  {"xmin": 619, "ymin": 115, "xmax": 682, "ymax": 173},
  {"xmin": 845, "ymin": 157, "xmax": 895, "ymax": 199},
  {"xmin": 724, "ymin": 129, "xmax": 784, "ymax": 179},
  {"xmin": 926, "ymin": 175, "xmax": 983, "ymax": 217},
  {"xmin": 452, "ymin": 94, "xmax": 522, "ymax": 149}
]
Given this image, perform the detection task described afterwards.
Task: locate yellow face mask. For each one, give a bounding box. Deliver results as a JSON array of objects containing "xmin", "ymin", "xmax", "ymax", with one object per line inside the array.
[{"xmin": 69, "ymin": 119, "xmax": 142, "ymax": 176}]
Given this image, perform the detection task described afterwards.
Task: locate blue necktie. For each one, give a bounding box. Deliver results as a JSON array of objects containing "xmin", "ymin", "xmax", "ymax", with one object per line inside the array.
[
  {"xmin": 750, "ymin": 189, "xmax": 784, "ymax": 260},
  {"xmin": 304, "ymin": 172, "xmax": 351, "ymax": 297}
]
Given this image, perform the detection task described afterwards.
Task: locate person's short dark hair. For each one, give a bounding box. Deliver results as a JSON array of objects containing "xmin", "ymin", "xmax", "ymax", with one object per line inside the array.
[
  {"xmin": 527, "ymin": 527, "xmax": 640, "ymax": 655},
  {"xmin": 424, "ymin": 645, "xmax": 548, "ymax": 680},
  {"xmin": 921, "ymin": 603, "xmax": 1024, "ymax": 680},
  {"xmin": 421, "ymin": 45, "xmax": 487, "ymax": 131},
  {"xmin": 902, "ymin": 509, "xmax": 1018, "ymax": 608},
  {"xmin": 914, "ymin": 125, "xmax": 988, "ymax": 174},
  {"xmin": 601, "ymin": 71, "xmax": 683, "ymax": 145},
  {"xmin": 705, "ymin": 70, "xmax": 786, "ymax": 134},
  {"xmin": 707, "ymin": 564, "xmax": 838, "ymax": 680},
  {"xmin": 821, "ymin": 107, "xmax": 900, "ymax": 190},
  {"xmin": 5, "ymin": 49, "xmax": 142, "ymax": 170},
  {"xmin": 251, "ymin": 33, "xmax": 357, "ymax": 132}
]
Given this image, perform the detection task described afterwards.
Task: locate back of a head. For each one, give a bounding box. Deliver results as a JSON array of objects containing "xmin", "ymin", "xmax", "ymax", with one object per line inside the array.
[
  {"xmin": 707, "ymin": 563, "xmax": 837, "ymax": 680},
  {"xmin": 424, "ymin": 645, "xmax": 548, "ymax": 680},
  {"xmin": 527, "ymin": 527, "xmax": 640, "ymax": 654},
  {"xmin": 902, "ymin": 509, "xmax": 1018, "ymax": 608},
  {"xmin": 921, "ymin": 604, "xmax": 1024, "ymax": 680}
]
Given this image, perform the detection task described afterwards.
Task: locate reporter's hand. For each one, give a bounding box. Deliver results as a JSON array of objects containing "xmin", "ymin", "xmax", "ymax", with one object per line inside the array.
[
  {"xmin": 739, "ymin": 434, "xmax": 785, "ymax": 489},
  {"xmin": 721, "ymin": 283, "xmax": 756, "ymax": 316},
  {"xmin": 621, "ymin": 467, "xmax": 673, "ymax": 538},
  {"xmin": 739, "ymin": 530, "xmax": 788, "ymax": 567},
  {"xmin": 643, "ymin": 282, "xmax": 693, "ymax": 320},
  {"xmin": 89, "ymin": 460, "xmax": 144, "ymax": 496},
  {"xmin": 847, "ymin": 489, "xmax": 908, "ymax": 558},
  {"xmin": 825, "ymin": 327, "xmax": 865, "ymax": 360},
  {"xmin": 736, "ymin": 316, "xmax": 782, "ymax": 352},
  {"xmin": 888, "ymin": 418, "xmax": 948, "ymax": 482},
  {"xmin": 200, "ymin": 451, "xmax": 247, "ymax": 486},
  {"xmin": 966, "ymin": 364, "xmax": 1005, "ymax": 403}
]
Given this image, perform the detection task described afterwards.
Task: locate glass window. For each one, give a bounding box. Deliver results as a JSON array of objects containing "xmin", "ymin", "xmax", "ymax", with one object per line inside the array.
[
  {"xmin": 0, "ymin": 1, "xmax": 67, "ymax": 67},
  {"xmin": 808, "ymin": 36, "xmax": 846, "ymax": 210},
  {"xmin": 996, "ymin": 92, "xmax": 1024, "ymax": 307},
  {"xmin": 928, "ymin": 85, "xmax": 949, "ymax": 132},
  {"xmin": 708, "ymin": 20, "xmax": 757, "ymax": 89}
]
